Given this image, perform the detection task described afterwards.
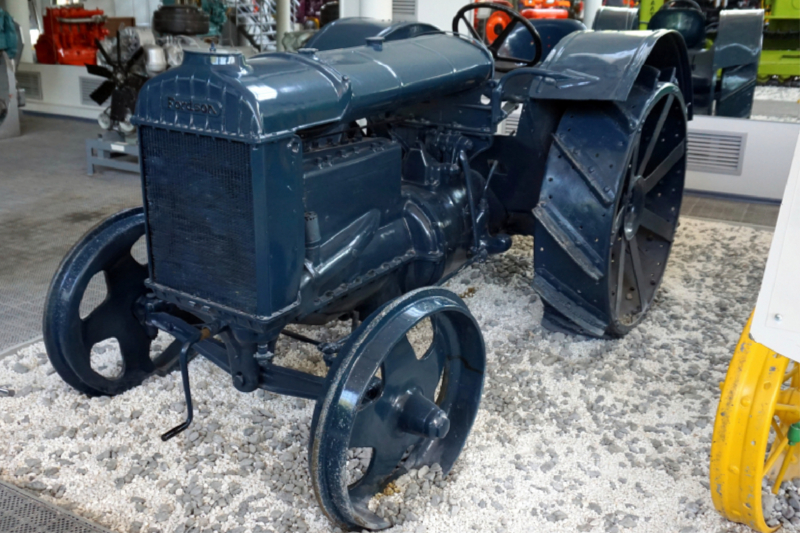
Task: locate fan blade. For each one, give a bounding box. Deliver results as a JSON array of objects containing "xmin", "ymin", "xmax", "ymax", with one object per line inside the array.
[
  {"xmin": 125, "ymin": 47, "xmax": 144, "ymax": 71},
  {"xmin": 128, "ymin": 74, "xmax": 149, "ymax": 91},
  {"xmin": 90, "ymin": 80, "xmax": 116, "ymax": 105},
  {"xmin": 85, "ymin": 64, "xmax": 113, "ymax": 79},
  {"xmin": 95, "ymin": 38, "xmax": 114, "ymax": 66}
]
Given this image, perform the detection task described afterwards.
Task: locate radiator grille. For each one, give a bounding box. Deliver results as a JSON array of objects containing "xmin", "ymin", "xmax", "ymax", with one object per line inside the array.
[
  {"xmin": 141, "ymin": 127, "xmax": 258, "ymax": 314},
  {"xmin": 79, "ymin": 77, "xmax": 104, "ymax": 106},
  {"xmin": 393, "ymin": 0, "xmax": 417, "ymax": 19},
  {"xmin": 502, "ymin": 108, "xmax": 521, "ymax": 135},
  {"xmin": 16, "ymin": 71, "xmax": 42, "ymax": 100},
  {"xmin": 687, "ymin": 130, "xmax": 747, "ymax": 176}
]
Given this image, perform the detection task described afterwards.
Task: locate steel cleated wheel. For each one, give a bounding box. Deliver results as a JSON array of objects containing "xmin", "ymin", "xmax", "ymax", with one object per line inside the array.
[
  {"xmin": 309, "ymin": 287, "xmax": 486, "ymax": 531},
  {"xmin": 43, "ymin": 208, "xmax": 183, "ymax": 396},
  {"xmin": 533, "ymin": 73, "xmax": 687, "ymax": 338}
]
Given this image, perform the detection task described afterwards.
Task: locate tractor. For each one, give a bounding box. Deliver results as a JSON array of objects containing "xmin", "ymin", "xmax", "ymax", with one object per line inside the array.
[
  {"xmin": 594, "ymin": 0, "xmax": 764, "ymax": 117},
  {"xmin": 43, "ymin": 4, "xmax": 693, "ymax": 530}
]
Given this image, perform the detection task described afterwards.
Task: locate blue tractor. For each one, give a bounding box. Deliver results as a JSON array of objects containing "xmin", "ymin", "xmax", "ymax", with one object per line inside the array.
[{"xmin": 44, "ymin": 4, "xmax": 693, "ymax": 530}]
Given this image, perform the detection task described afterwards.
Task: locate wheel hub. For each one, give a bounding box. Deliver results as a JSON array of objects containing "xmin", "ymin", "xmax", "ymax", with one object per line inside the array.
[
  {"xmin": 623, "ymin": 177, "xmax": 646, "ymax": 241},
  {"xmin": 398, "ymin": 390, "xmax": 450, "ymax": 439}
]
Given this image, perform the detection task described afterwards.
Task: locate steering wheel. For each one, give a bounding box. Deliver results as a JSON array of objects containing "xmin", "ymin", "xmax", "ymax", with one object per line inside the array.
[
  {"xmin": 660, "ymin": 0, "xmax": 704, "ymax": 11},
  {"xmin": 452, "ymin": 2, "xmax": 544, "ymax": 68}
]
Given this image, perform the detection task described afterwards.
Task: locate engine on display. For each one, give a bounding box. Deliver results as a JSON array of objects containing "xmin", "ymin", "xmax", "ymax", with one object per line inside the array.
[{"xmin": 44, "ymin": 5, "xmax": 695, "ymax": 530}]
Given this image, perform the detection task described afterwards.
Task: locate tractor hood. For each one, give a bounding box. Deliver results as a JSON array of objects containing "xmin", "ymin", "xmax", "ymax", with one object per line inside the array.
[{"xmin": 132, "ymin": 33, "xmax": 493, "ymax": 143}]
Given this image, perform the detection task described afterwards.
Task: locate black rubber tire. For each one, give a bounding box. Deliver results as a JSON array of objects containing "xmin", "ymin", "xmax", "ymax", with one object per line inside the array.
[
  {"xmin": 153, "ymin": 5, "xmax": 210, "ymax": 36},
  {"xmin": 533, "ymin": 75, "xmax": 687, "ymax": 338}
]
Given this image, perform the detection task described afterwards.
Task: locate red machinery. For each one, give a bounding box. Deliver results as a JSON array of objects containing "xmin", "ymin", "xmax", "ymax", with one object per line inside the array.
[
  {"xmin": 34, "ymin": 6, "xmax": 108, "ymax": 66},
  {"xmin": 482, "ymin": 0, "xmax": 577, "ymax": 42}
]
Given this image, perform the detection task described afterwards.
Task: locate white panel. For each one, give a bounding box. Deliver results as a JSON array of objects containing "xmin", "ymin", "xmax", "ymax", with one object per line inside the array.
[
  {"xmin": 752, "ymin": 134, "xmax": 800, "ymax": 361},
  {"xmin": 584, "ymin": 0, "xmax": 602, "ymax": 29},
  {"xmin": 83, "ymin": 0, "xmax": 116, "ymax": 16},
  {"xmin": 339, "ymin": 0, "xmax": 361, "ymax": 18},
  {"xmin": 418, "ymin": 0, "xmax": 466, "ymax": 31},
  {"xmin": 685, "ymin": 115, "xmax": 800, "ymax": 201},
  {"xmin": 113, "ymin": 0, "xmax": 160, "ymax": 26},
  {"xmin": 16, "ymin": 62, "xmax": 103, "ymax": 119},
  {"xmin": 362, "ymin": 0, "xmax": 392, "ymax": 20}
]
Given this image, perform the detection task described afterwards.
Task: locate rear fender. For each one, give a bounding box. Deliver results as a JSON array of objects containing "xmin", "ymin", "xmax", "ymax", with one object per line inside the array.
[{"xmin": 529, "ymin": 29, "xmax": 694, "ymax": 118}]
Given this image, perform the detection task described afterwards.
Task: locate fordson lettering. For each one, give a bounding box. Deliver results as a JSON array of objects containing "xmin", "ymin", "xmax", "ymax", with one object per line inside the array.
[{"xmin": 164, "ymin": 96, "xmax": 220, "ymax": 116}]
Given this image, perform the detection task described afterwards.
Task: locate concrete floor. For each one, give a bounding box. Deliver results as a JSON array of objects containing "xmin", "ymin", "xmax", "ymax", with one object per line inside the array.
[
  {"xmin": 0, "ymin": 114, "xmax": 141, "ymax": 354},
  {"xmin": 0, "ymin": 113, "xmax": 784, "ymax": 355},
  {"xmin": 682, "ymin": 193, "xmax": 781, "ymax": 228}
]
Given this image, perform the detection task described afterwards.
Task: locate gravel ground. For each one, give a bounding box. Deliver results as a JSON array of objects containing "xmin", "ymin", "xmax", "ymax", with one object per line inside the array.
[
  {"xmin": 0, "ymin": 217, "xmax": 791, "ymax": 533},
  {"xmin": 755, "ymin": 87, "xmax": 800, "ymax": 103}
]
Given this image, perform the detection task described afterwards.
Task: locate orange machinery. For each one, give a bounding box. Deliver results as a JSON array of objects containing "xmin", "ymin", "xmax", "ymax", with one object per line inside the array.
[
  {"xmin": 481, "ymin": 0, "xmax": 578, "ymax": 42},
  {"xmin": 34, "ymin": 6, "xmax": 108, "ymax": 65}
]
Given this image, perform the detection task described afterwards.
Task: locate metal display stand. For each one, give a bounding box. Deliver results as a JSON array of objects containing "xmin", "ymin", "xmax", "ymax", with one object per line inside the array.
[{"xmin": 85, "ymin": 135, "xmax": 140, "ymax": 175}]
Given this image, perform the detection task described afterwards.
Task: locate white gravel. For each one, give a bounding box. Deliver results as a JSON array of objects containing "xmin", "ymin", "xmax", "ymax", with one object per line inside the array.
[
  {"xmin": 755, "ymin": 86, "xmax": 800, "ymax": 103},
  {"xmin": 0, "ymin": 217, "xmax": 788, "ymax": 533}
]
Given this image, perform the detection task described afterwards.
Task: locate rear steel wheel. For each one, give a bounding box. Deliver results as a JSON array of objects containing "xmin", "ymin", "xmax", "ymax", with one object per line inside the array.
[
  {"xmin": 309, "ymin": 287, "xmax": 485, "ymax": 531},
  {"xmin": 533, "ymin": 77, "xmax": 687, "ymax": 337},
  {"xmin": 711, "ymin": 312, "xmax": 800, "ymax": 532},
  {"xmin": 43, "ymin": 208, "xmax": 181, "ymax": 396}
]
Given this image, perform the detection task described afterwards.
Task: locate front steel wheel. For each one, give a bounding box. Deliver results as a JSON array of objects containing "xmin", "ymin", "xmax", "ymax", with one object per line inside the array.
[
  {"xmin": 309, "ymin": 287, "xmax": 485, "ymax": 530},
  {"xmin": 43, "ymin": 208, "xmax": 181, "ymax": 396}
]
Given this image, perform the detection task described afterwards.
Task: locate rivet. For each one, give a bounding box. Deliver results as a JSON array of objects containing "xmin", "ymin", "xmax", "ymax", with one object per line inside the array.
[{"xmin": 741, "ymin": 396, "xmax": 752, "ymax": 407}]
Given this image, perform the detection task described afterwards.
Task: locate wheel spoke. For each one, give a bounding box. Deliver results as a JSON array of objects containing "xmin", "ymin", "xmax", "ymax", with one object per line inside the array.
[
  {"xmin": 349, "ymin": 402, "xmax": 385, "ymax": 449},
  {"xmin": 614, "ymin": 238, "xmax": 627, "ymax": 317},
  {"xmin": 642, "ymin": 140, "xmax": 685, "ymax": 194},
  {"xmin": 82, "ymin": 299, "xmax": 119, "ymax": 347},
  {"xmin": 773, "ymin": 418, "xmax": 787, "ymax": 442},
  {"xmin": 774, "ymin": 404, "xmax": 800, "ymax": 416},
  {"xmin": 638, "ymin": 94, "xmax": 675, "ymax": 177},
  {"xmin": 613, "ymin": 207, "xmax": 626, "ymax": 236},
  {"xmin": 765, "ymin": 436, "xmax": 788, "ymax": 476},
  {"xmin": 640, "ymin": 209, "xmax": 675, "ymax": 242},
  {"xmin": 628, "ymin": 234, "xmax": 647, "ymax": 312},
  {"xmin": 349, "ymin": 439, "xmax": 411, "ymax": 501},
  {"xmin": 771, "ymin": 445, "xmax": 795, "ymax": 495},
  {"xmin": 383, "ymin": 336, "xmax": 421, "ymax": 381},
  {"xmin": 415, "ymin": 334, "xmax": 447, "ymax": 398}
]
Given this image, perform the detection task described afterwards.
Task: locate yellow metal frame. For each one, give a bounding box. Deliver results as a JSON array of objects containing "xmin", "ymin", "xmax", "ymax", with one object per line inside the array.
[{"xmin": 711, "ymin": 312, "xmax": 800, "ymax": 532}]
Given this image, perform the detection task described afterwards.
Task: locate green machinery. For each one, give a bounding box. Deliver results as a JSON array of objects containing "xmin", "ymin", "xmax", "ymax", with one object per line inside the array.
[
  {"xmin": 635, "ymin": 0, "xmax": 799, "ymax": 85},
  {"xmin": 760, "ymin": 0, "xmax": 800, "ymax": 84}
]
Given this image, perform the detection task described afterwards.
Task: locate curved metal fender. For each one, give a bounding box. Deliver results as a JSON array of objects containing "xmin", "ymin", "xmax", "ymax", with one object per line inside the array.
[
  {"xmin": 530, "ymin": 29, "xmax": 693, "ymax": 118},
  {"xmin": 592, "ymin": 7, "xmax": 640, "ymax": 31}
]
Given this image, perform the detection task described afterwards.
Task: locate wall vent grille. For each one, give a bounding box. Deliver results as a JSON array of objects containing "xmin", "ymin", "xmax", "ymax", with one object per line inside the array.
[
  {"xmin": 503, "ymin": 109, "xmax": 521, "ymax": 135},
  {"xmin": 16, "ymin": 71, "xmax": 42, "ymax": 100},
  {"xmin": 687, "ymin": 130, "xmax": 747, "ymax": 176},
  {"xmin": 79, "ymin": 77, "xmax": 104, "ymax": 107},
  {"xmin": 393, "ymin": 0, "xmax": 417, "ymax": 19}
]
